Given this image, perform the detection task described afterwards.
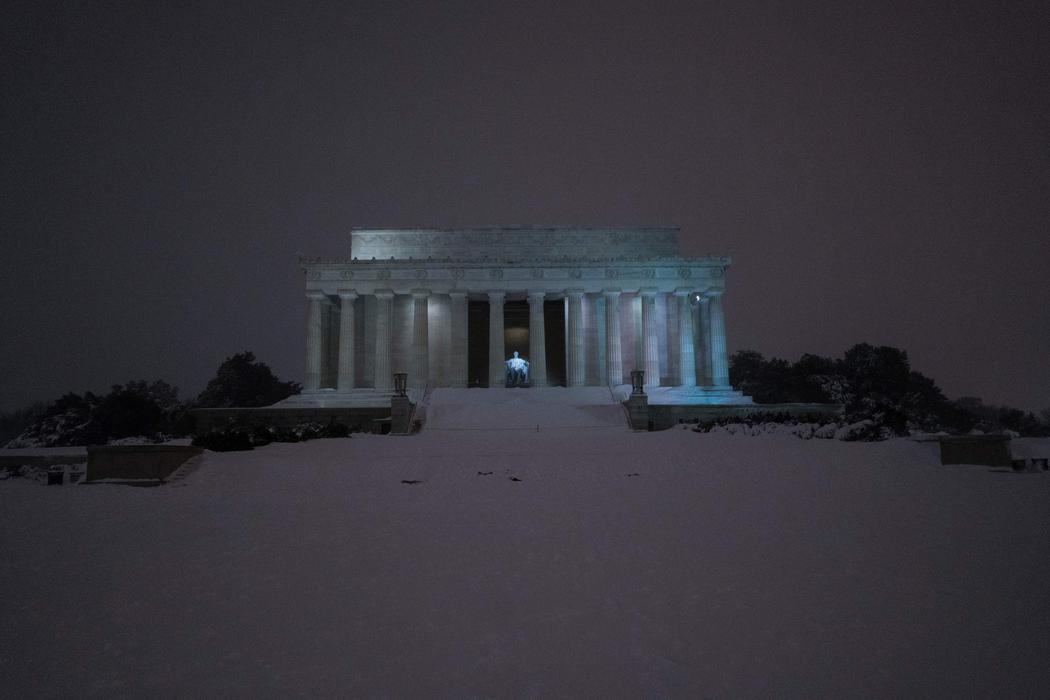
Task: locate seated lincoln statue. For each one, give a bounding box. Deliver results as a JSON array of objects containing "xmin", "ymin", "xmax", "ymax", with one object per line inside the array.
[{"xmin": 504, "ymin": 351, "xmax": 530, "ymax": 387}]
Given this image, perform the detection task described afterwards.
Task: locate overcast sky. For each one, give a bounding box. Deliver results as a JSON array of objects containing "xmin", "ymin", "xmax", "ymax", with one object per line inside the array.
[{"xmin": 2, "ymin": 0, "xmax": 1047, "ymax": 412}]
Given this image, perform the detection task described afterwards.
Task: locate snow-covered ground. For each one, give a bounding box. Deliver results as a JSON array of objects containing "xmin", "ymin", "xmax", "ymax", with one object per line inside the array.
[{"xmin": 4, "ymin": 426, "xmax": 1050, "ymax": 696}]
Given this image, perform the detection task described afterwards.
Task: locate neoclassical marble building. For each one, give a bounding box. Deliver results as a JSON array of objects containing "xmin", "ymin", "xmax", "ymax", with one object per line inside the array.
[{"xmin": 297, "ymin": 227, "xmax": 748, "ymax": 404}]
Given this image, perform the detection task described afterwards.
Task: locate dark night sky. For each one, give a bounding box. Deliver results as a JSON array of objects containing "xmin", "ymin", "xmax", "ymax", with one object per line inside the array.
[{"xmin": 2, "ymin": 1, "xmax": 1048, "ymax": 412}]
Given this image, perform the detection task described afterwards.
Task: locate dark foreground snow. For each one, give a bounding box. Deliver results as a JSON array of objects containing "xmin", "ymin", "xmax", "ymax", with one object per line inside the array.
[{"xmin": 4, "ymin": 430, "xmax": 1050, "ymax": 697}]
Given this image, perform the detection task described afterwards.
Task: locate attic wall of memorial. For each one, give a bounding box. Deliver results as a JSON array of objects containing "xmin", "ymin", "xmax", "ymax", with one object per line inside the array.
[{"xmin": 349, "ymin": 227, "xmax": 681, "ymax": 261}]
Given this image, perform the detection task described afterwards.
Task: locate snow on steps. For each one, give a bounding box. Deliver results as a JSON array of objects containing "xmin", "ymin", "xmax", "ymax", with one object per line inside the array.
[{"xmin": 424, "ymin": 387, "xmax": 628, "ymax": 431}]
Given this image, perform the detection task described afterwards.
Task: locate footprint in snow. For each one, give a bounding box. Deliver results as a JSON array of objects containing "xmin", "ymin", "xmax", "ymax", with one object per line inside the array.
[
  {"xmin": 401, "ymin": 480, "xmax": 423, "ymax": 485},
  {"xmin": 509, "ymin": 477, "xmax": 522, "ymax": 482},
  {"xmin": 477, "ymin": 471, "xmax": 493, "ymax": 476},
  {"xmin": 627, "ymin": 473, "xmax": 640, "ymax": 477}
]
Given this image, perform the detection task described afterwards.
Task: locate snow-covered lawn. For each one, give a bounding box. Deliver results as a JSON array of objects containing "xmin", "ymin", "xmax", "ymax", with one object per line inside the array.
[{"xmin": 4, "ymin": 430, "xmax": 1049, "ymax": 696}]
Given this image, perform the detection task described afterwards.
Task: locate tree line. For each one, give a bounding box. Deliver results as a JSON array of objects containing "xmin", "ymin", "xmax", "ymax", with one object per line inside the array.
[
  {"xmin": 3, "ymin": 344, "xmax": 1048, "ymax": 446},
  {"xmin": 730, "ymin": 343, "xmax": 1050, "ymax": 436},
  {"xmin": 2, "ymin": 352, "xmax": 299, "ymax": 447}
]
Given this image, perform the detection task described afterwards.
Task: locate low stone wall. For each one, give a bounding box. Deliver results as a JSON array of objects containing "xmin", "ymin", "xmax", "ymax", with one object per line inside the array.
[
  {"xmin": 192, "ymin": 407, "xmax": 390, "ymax": 434},
  {"xmin": 86, "ymin": 445, "xmax": 203, "ymax": 482},
  {"xmin": 645, "ymin": 402, "xmax": 843, "ymax": 431},
  {"xmin": 0, "ymin": 450, "xmax": 87, "ymax": 469}
]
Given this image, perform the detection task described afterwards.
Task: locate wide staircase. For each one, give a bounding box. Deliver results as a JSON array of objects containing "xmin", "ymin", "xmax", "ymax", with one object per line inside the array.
[{"xmin": 423, "ymin": 387, "xmax": 628, "ymax": 432}]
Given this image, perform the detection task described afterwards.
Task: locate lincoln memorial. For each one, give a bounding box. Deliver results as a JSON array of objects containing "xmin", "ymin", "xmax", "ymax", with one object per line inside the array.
[{"xmin": 294, "ymin": 226, "xmax": 749, "ymax": 406}]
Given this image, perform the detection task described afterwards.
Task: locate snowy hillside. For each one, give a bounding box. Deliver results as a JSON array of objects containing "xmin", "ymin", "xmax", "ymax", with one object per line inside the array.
[{"xmin": 4, "ymin": 429, "xmax": 1049, "ymax": 696}]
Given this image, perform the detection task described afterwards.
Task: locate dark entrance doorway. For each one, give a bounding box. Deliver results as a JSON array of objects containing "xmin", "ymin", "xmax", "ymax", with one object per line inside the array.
[
  {"xmin": 466, "ymin": 297, "xmax": 568, "ymax": 387},
  {"xmin": 544, "ymin": 299, "xmax": 566, "ymax": 386},
  {"xmin": 467, "ymin": 300, "xmax": 489, "ymax": 387}
]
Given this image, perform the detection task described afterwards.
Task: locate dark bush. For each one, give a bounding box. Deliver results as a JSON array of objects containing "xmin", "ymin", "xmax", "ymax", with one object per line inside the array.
[
  {"xmin": 194, "ymin": 422, "xmax": 350, "ymax": 450},
  {"xmin": 192, "ymin": 429, "xmax": 253, "ymax": 452}
]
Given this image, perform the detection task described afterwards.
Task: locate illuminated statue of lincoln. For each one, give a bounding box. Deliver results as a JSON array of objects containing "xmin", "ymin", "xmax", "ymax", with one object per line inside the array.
[{"xmin": 505, "ymin": 351, "xmax": 529, "ymax": 387}]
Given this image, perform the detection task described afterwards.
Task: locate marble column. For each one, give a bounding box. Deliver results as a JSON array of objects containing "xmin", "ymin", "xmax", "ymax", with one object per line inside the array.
[
  {"xmin": 373, "ymin": 290, "xmax": 394, "ymax": 392},
  {"xmin": 304, "ymin": 291, "xmax": 326, "ymax": 391},
  {"xmin": 640, "ymin": 288, "xmax": 660, "ymax": 387},
  {"xmin": 566, "ymin": 289, "xmax": 585, "ymax": 387},
  {"xmin": 336, "ymin": 290, "xmax": 357, "ymax": 391},
  {"xmin": 603, "ymin": 289, "xmax": 622, "ymax": 386},
  {"xmin": 707, "ymin": 290, "xmax": 730, "ymax": 387},
  {"xmin": 411, "ymin": 289, "xmax": 429, "ymax": 389},
  {"xmin": 527, "ymin": 291, "xmax": 548, "ymax": 387},
  {"xmin": 448, "ymin": 292, "xmax": 468, "ymax": 388},
  {"xmin": 488, "ymin": 291, "xmax": 505, "ymax": 387},
  {"xmin": 674, "ymin": 290, "xmax": 696, "ymax": 387},
  {"xmin": 697, "ymin": 294, "xmax": 713, "ymax": 385}
]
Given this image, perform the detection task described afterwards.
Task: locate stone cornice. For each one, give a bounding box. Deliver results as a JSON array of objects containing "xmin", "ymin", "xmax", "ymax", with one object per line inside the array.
[
  {"xmin": 298, "ymin": 255, "xmax": 731, "ymax": 267},
  {"xmin": 300, "ymin": 255, "xmax": 731, "ymax": 297}
]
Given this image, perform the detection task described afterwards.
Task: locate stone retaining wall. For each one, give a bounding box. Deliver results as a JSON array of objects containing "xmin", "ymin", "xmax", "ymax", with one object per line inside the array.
[
  {"xmin": 646, "ymin": 402, "xmax": 843, "ymax": 431},
  {"xmin": 86, "ymin": 445, "xmax": 203, "ymax": 482},
  {"xmin": 192, "ymin": 407, "xmax": 390, "ymax": 433}
]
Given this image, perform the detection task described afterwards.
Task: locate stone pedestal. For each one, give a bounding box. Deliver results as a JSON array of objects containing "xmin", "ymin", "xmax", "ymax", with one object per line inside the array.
[
  {"xmin": 625, "ymin": 393, "xmax": 650, "ymax": 431},
  {"xmin": 390, "ymin": 396, "xmax": 414, "ymax": 434}
]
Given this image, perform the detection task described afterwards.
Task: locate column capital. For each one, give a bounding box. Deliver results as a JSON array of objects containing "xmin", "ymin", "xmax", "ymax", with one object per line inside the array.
[
  {"xmin": 487, "ymin": 290, "xmax": 506, "ymax": 301},
  {"xmin": 527, "ymin": 290, "xmax": 547, "ymax": 303},
  {"xmin": 448, "ymin": 290, "xmax": 468, "ymax": 300},
  {"xmin": 336, "ymin": 289, "xmax": 358, "ymax": 301},
  {"xmin": 704, "ymin": 289, "xmax": 724, "ymax": 299},
  {"xmin": 602, "ymin": 288, "xmax": 622, "ymax": 298},
  {"xmin": 672, "ymin": 288, "xmax": 692, "ymax": 297},
  {"xmin": 306, "ymin": 290, "xmax": 327, "ymax": 301},
  {"xmin": 374, "ymin": 289, "xmax": 394, "ymax": 299},
  {"xmin": 410, "ymin": 288, "xmax": 431, "ymax": 298},
  {"xmin": 565, "ymin": 288, "xmax": 585, "ymax": 298},
  {"xmin": 639, "ymin": 287, "xmax": 658, "ymax": 298}
]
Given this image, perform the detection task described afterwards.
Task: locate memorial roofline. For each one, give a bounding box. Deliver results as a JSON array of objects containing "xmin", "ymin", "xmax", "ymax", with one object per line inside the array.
[
  {"xmin": 349, "ymin": 225, "xmax": 681, "ymax": 233},
  {"xmin": 299, "ymin": 254, "xmax": 732, "ymax": 266}
]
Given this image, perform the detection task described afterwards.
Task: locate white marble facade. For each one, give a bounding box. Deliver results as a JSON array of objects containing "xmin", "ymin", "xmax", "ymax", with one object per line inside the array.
[{"xmin": 298, "ymin": 227, "xmax": 741, "ymax": 401}]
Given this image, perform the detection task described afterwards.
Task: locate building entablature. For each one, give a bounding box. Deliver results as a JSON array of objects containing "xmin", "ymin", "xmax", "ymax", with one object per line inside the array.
[{"xmin": 300, "ymin": 257, "xmax": 730, "ymax": 297}]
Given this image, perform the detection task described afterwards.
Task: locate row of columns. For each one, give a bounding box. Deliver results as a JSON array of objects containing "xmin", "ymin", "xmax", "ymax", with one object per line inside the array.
[{"xmin": 304, "ymin": 288, "xmax": 730, "ymax": 392}]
